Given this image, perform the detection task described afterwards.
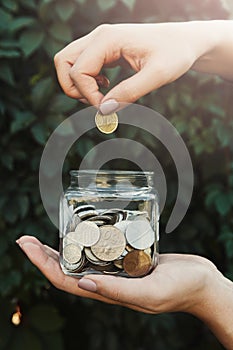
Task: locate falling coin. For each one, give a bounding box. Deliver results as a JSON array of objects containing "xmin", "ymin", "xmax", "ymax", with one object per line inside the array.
[
  {"xmin": 91, "ymin": 225, "xmax": 126, "ymax": 261},
  {"xmin": 95, "ymin": 111, "xmax": 118, "ymax": 134},
  {"xmin": 123, "ymin": 250, "xmax": 152, "ymax": 277},
  {"xmin": 75, "ymin": 221, "xmax": 100, "ymax": 247}
]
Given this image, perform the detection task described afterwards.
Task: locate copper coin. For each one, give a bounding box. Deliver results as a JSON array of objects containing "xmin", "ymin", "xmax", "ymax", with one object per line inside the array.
[{"xmin": 123, "ymin": 250, "xmax": 152, "ymax": 277}]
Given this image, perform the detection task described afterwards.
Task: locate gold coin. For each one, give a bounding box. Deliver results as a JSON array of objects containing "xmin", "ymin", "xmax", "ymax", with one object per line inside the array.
[
  {"xmin": 113, "ymin": 258, "xmax": 124, "ymax": 269},
  {"xmin": 95, "ymin": 111, "xmax": 118, "ymax": 134},
  {"xmin": 91, "ymin": 225, "xmax": 126, "ymax": 261},
  {"xmin": 123, "ymin": 250, "xmax": 152, "ymax": 277}
]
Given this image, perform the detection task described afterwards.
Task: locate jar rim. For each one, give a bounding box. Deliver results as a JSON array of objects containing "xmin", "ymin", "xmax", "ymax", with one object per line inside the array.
[{"xmin": 70, "ymin": 170, "xmax": 154, "ymax": 177}]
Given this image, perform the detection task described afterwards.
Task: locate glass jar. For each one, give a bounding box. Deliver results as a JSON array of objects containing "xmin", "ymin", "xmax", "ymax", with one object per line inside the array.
[{"xmin": 59, "ymin": 170, "xmax": 159, "ymax": 277}]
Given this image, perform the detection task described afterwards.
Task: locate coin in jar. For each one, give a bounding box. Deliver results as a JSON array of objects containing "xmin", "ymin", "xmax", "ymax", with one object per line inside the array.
[
  {"xmin": 126, "ymin": 219, "xmax": 154, "ymax": 250},
  {"xmin": 75, "ymin": 221, "xmax": 100, "ymax": 247},
  {"xmin": 123, "ymin": 250, "xmax": 152, "ymax": 277},
  {"xmin": 91, "ymin": 225, "xmax": 126, "ymax": 261},
  {"xmin": 64, "ymin": 231, "xmax": 83, "ymax": 248},
  {"xmin": 84, "ymin": 247, "xmax": 109, "ymax": 266},
  {"xmin": 63, "ymin": 243, "xmax": 82, "ymax": 264},
  {"xmin": 114, "ymin": 220, "xmax": 131, "ymax": 234},
  {"xmin": 95, "ymin": 111, "xmax": 118, "ymax": 134}
]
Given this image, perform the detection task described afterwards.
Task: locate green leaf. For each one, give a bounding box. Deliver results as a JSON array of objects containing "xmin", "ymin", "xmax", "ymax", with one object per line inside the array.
[
  {"xmin": 97, "ymin": 0, "xmax": 116, "ymax": 11},
  {"xmin": 31, "ymin": 123, "xmax": 48, "ymax": 145},
  {"xmin": 75, "ymin": 0, "xmax": 85, "ymax": 3},
  {"xmin": 49, "ymin": 22, "xmax": 72, "ymax": 43},
  {"xmin": 9, "ymin": 17, "xmax": 35, "ymax": 32},
  {"xmin": 1, "ymin": 154, "xmax": 14, "ymax": 170},
  {"xmin": 0, "ymin": 62, "xmax": 15, "ymax": 85},
  {"xmin": 56, "ymin": 2, "xmax": 75, "ymax": 21},
  {"xmin": 10, "ymin": 111, "xmax": 36, "ymax": 133},
  {"xmin": 18, "ymin": 0, "xmax": 37, "ymax": 9},
  {"xmin": 0, "ymin": 8, "xmax": 12, "ymax": 31},
  {"xmin": 18, "ymin": 195, "xmax": 29, "ymax": 218},
  {"xmin": 226, "ymin": 239, "xmax": 233, "ymax": 258},
  {"xmin": 0, "ymin": 235, "xmax": 9, "ymax": 256},
  {"xmin": 205, "ymin": 187, "xmax": 221, "ymax": 207},
  {"xmin": 28, "ymin": 304, "xmax": 64, "ymax": 332},
  {"xmin": 31, "ymin": 77, "xmax": 54, "ymax": 110},
  {"xmin": 0, "ymin": 270, "xmax": 22, "ymax": 296},
  {"xmin": 42, "ymin": 37, "xmax": 64, "ymax": 58},
  {"xmin": 120, "ymin": 0, "xmax": 136, "ymax": 11},
  {"xmin": 49, "ymin": 94, "xmax": 78, "ymax": 113},
  {"xmin": 215, "ymin": 193, "xmax": 232, "ymax": 216},
  {"xmin": 19, "ymin": 29, "xmax": 44, "ymax": 57},
  {"xmin": 0, "ymin": 49, "xmax": 20, "ymax": 58},
  {"xmin": 3, "ymin": 0, "xmax": 18, "ymax": 12}
]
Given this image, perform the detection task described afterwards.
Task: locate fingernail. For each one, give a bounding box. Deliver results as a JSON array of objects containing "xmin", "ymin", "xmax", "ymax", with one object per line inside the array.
[
  {"xmin": 78, "ymin": 278, "xmax": 97, "ymax": 292},
  {"xmin": 99, "ymin": 99, "xmax": 119, "ymax": 115},
  {"xmin": 16, "ymin": 239, "xmax": 22, "ymax": 248}
]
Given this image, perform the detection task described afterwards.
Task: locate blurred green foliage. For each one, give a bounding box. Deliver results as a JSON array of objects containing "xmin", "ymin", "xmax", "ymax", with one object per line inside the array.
[{"xmin": 0, "ymin": 0, "xmax": 232, "ymax": 349}]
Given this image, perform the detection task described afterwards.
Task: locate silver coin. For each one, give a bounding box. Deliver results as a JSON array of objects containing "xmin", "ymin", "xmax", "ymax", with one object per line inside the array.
[
  {"xmin": 63, "ymin": 260, "xmax": 82, "ymax": 272},
  {"xmin": 63, "ymin": 243, "xmax": 82, "ymax": 264},
  {"xmin": 68, "ymin": 214, "xmax": 81, "ymax": 231},
  {"xmin": 89, "ymin": 220, "xmax": 107, "ymax": 226},
  {"xmin": 84, "ymin": 247, "xmax": 109, "ymax": 266},
  {"xmin": 91, "ymin": 225, "xmax": 126, "ymax": 261},
  {"xmin": 87, "ymin": 214, "xmax": 112, "ymax": 223},
  {"xmin": 114, "ymin": 220, "xmax": 131, "ymax": 234},
  {"xmin": 102, "ymin": 209, "xmax": 126, "ymax": 223},
  {"xmin": 73, "ymin": 204, "xmax": 96, "ymax": 214},
  {"xmin": 63, "ymin": 254, "xmax": 85, "ymax": 272},
  {"xmin": 75, "ymin": 221, "xmax": 100, "ymax": 247},
  {"xmin": 78, "ymin": 210, "xmax": 98, "ymax": 220},
  {"xmin": 126, "ymin": 219, "xmax": 155, "ymax": 250},
  {"xmin": 63, "ymin": 232, "xmax": 84, "ymax": 250}
]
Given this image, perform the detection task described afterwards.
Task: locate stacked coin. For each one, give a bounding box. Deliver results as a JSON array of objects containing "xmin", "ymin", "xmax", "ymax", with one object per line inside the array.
[{"xmin": 62, "ymin": 204, "xmax": 157, "ymax": 277}]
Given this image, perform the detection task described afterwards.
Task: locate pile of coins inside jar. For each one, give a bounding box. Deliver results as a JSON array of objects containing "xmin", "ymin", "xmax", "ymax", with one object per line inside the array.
[{"xmin": 61, "ymin": 203, "xmax": 157, "ymax": 277}]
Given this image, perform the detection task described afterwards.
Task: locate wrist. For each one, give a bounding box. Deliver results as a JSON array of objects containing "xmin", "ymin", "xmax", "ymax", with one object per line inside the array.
[
  {"xmin": 187, "ymin": 264, "xmax": 233, "ymax": 348},
  {"xmin": 190, "ymin": 20, "xmax": 233, "ymax": 79}
]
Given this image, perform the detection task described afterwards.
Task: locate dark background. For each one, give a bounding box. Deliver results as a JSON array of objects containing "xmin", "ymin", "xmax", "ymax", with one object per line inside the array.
[{"xmin": 0, "ymin": 0, "xmax": 233, "ymax": 349}]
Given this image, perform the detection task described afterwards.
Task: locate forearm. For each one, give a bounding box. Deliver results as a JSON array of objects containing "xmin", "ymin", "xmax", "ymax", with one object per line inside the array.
[
  {"xmin": 190, "ymin": 270, "xmax": 233, "ymax": 349},
  {"xmin": 190, "ymin": 20, "xmax": 233, "ymax": 80}
]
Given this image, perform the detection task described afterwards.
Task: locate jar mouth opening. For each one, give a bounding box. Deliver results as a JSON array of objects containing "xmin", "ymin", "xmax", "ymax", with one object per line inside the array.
[{"xmin": 70, "ymin": 170, "xmax": 154, "ymax": 177}]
